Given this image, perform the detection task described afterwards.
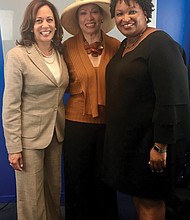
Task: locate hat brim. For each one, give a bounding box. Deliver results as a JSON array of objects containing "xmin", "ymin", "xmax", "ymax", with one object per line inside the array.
[{"xmin": 61, "ymin": 0, "xmax": 115, "ymax": 35}]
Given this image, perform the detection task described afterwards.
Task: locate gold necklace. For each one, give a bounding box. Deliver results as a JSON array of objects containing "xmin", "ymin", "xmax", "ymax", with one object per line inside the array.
[
  {"xmin": 125, "ymin": 34, "xmax": 142, "ymax": 49},
  {"xmin": 125, "ymin": 27, "xmax": 147, "ymax": 49}
]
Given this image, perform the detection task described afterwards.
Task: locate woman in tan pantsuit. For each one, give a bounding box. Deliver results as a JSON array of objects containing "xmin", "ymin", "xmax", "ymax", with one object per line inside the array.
[{"xmin": 2, "ymin": 0, "xmax": 69, "ymax": 219}]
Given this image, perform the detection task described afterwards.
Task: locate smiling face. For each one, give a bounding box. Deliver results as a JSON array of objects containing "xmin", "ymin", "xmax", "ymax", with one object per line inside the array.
[
  {"xmin": 114, "ymin": 0, "xmax": 147, "ymax": 38},
  {"xmin": 33, "ymin": 5, "xmax": 56, "ymax": 46},
  {"xmin": 77, "ymin": 3, "xmax": 103, "ymax": 36}
]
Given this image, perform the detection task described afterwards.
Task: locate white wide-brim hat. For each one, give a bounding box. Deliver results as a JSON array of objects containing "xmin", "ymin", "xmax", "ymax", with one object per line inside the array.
[{"xmin": 61, "ymin": 0, "xmax": 115, "ymax": 35}]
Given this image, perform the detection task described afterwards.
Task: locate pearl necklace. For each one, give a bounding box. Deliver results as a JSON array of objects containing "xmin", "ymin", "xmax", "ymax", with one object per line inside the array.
[
  {"xmin": 42, "ymin": 54, "xmax": 56, "ymax": 64},
  {"xmin": 34, "ymin": 43, "xmax": 55, "ymax": 64}
]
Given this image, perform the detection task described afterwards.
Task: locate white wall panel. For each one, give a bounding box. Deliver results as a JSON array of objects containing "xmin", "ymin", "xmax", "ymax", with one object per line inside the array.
[{"xmin": 0, "ymin": 0, "xmax": 157, "ymax": 53}]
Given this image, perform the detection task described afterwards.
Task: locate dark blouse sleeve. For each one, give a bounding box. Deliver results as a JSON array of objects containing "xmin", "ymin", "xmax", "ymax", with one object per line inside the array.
[{"xmin": 148, "ymin": 31, "xmax": 190, "ymax": 144}]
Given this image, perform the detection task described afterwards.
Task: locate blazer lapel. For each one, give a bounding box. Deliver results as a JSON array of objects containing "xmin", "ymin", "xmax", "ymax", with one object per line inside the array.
[
  {"xmin": 56, "ymin": 52, "xmax": 65, "ymax": 87},
  {"xmin": 26, "ymin": 45, "xmax": 58, "ymax": 86}
]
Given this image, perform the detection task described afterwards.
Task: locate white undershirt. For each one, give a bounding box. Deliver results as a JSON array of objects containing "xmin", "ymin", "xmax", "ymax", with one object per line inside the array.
[{"xmin": 43, "ymin": 53, "xmax": 61, "ymax": 83}]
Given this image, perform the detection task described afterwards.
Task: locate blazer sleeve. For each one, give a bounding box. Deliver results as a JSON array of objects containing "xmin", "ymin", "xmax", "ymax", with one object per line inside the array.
[
  {"xmin": 148, "ymin": 32, "xmax": 190, "ymax": 144},
  {"xmin": 2, "ymin": 48, "xmax": 23, "ymax": 153}
]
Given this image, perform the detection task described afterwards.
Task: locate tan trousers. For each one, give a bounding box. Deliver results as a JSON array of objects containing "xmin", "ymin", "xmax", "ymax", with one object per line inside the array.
[{"xmin": 16, "ymin": 134, "xmax": 62, "ymax": 220}]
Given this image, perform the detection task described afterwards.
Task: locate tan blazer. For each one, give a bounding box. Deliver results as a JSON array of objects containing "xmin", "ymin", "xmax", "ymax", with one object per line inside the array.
[{"xmin": 2, "ymin": 45, "xmax": 69, "ymax": 153}]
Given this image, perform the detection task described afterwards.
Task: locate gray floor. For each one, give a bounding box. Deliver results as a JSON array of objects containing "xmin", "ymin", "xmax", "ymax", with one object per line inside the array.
[
  {"xmin": 0, "ymin": 193, "xmax": 138, "ymax": 220},
  {"xmin": 2, "ymin": 191, "xmax": 189, "ymax": 220}
]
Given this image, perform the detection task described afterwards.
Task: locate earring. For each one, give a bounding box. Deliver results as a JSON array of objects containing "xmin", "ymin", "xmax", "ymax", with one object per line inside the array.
[
  {"xmin": 145, "ymin": 17, "xmax": 148, "ymax": 22},
  {"xmin": 31, "ymin": 30, "xmax": 33, "ymax": 32},
  {"xmin": 55, "ymin": 27, "xmax": 57, "ymax": 30}
]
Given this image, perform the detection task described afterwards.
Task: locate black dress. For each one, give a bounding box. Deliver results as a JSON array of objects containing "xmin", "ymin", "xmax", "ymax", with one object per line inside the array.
[{"xmin": 102, "ymin": 31, "xmax": 190, "ymax": 200}]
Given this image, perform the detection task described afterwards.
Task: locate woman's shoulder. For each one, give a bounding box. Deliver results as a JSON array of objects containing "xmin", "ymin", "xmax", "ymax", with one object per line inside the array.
[
  {"xmin": 104, "ymin": 34, "xmax": 120, "ymax": 51},
  {"xmin": 142, "ymin": 29, "xmax": 185, "ymax": 62},
  {"xmin": 5, "ymin": 45, "xmax": 38, "ymax": 68},
  {"xmin": 140, "ymin": 28, "xmax": 182, "ymax": 54},
  {"xmin": 145, "ymin": 28, "xmax": 175, "ymax": 44},
  {"xmin": 62, "ymin": 36, "xmax": 77, "ymax": 55},
  {"xmin": 7, "ymin": 45, "xmax": 27, "ymax": 56},
  {"xmin": 5, "ymin": 46, "xmax": 29, "ymax": 69},
  {"xmin": 63, "ymin": 35, "xmax": 77, "ymax": 45}
]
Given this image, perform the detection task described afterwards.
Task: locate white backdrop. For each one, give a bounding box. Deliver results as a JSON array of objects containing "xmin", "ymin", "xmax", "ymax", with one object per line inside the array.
[{"xmin": 0, "ymin": 0, "xmax": 157, "ymax": 54}]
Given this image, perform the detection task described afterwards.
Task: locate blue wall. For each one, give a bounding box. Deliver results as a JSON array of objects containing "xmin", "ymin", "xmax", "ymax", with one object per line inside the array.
[
  {"xmin": 0, "ymin": 0, "xmax": 190, "ymax": 202},
  {"xmin": 0, "ymin": 29, "xmax": 17, "ymax": 203},
  {"xmin": 156, "ymin": 0, "xmax": 190, "ymax": 65}
]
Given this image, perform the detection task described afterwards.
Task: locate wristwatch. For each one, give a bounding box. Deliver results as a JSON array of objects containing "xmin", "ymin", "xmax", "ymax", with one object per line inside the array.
[{"xmin": 153, "ymin": 144, "xmax": 167, "ymax": 153}]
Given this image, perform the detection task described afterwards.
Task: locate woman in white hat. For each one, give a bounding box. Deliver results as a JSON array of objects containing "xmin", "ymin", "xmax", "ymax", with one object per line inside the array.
[{"xmin": 61, "ymin": 0, "xmax": 120, "ymax": 219}]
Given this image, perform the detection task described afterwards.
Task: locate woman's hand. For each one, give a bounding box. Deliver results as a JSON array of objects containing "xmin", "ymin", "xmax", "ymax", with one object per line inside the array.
[
  {"xmin": 149, "ymin": 144, "xmax": 167, "ymax": 173},
  {"xmin": 9, "ymin": 152, "xmax": 23, "ymax": 171}
]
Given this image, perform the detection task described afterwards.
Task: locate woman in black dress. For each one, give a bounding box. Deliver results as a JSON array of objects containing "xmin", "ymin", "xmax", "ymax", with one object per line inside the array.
[{"xmin": 102, "ymin": 0, "xmax": 190, "ymax": 219}]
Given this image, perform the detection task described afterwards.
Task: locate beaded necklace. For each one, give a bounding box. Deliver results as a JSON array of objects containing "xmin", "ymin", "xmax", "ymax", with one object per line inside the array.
[{"xmin": 84, "ymin": 38, "xmax": 104, "ymax": 57}]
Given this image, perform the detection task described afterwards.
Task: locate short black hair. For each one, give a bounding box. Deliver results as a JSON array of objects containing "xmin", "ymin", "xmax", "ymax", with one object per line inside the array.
[{"xmin": 110, "ymin": 0, "xmax": 154, "ymax": 23}]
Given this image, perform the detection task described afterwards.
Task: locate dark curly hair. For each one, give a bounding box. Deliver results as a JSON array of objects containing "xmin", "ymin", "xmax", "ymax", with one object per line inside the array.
[
  {"xmin": 110, "ymin": 0, "xmax": 154, "ymax": 23},
  {"xmin": 16, "ymin": 0, "xmax": 63, "ymax": 53}
]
